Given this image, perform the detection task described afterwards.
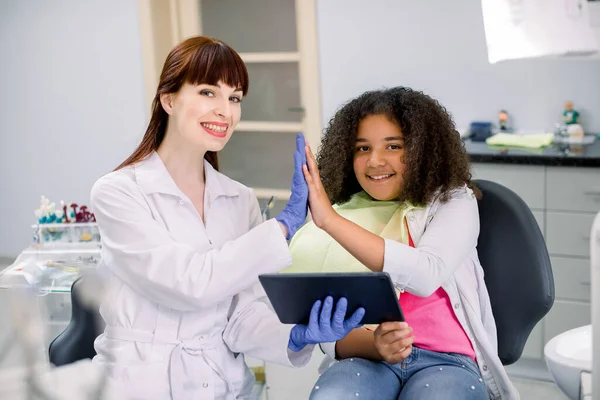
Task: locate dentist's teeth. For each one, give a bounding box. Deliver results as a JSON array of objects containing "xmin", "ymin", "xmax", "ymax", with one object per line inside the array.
[{"xmin": 201, "ymin": 123, "xmax": 227, "ymax": 132}]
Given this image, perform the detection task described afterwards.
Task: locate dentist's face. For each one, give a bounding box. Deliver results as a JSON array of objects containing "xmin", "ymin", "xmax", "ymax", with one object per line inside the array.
[
  {"xmin": 353, "ymin": 114, "xmax": 407, "ymax": 201},
  {"xmin": 162, "ymin": 80, "xmax": 243, "ymax": 152}
]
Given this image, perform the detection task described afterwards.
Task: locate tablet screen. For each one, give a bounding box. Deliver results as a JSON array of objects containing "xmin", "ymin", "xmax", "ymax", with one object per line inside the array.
[{"xmin": 259, "ymin": 272, "xmax": 404, "ymax": 325}]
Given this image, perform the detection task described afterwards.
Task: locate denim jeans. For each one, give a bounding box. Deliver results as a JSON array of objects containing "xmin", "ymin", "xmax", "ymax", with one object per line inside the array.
[{"xmin": 309, "ymin": 347, "xmax": 488, "ymax": 400}]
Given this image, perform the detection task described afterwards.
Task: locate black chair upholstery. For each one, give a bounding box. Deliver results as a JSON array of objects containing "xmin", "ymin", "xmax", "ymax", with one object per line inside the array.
[
  {"xmin": 48, "ymin": 276, "xmax": 105, "ymax": 366},
  {"xmin": 474, "ymin": 179, "xmax": 555, "ymax": 365}
]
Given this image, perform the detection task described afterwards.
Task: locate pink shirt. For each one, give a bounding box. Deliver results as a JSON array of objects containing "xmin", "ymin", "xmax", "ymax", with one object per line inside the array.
[{"xmin": 400, "ymin": 221, "xmax": 476, "ymax": 361}]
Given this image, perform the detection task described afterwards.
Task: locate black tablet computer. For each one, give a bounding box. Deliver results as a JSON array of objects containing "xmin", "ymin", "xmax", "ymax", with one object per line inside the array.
[{"xmin": 259, "ymin": 272, "xmax": 404, "ymax": 325}]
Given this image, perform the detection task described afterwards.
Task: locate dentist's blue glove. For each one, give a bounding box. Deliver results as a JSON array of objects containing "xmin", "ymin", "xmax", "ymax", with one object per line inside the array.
[
  {"xmin": 275, "ymin": 133, "xmax": 309, "ymax": 240},
  {"xmin": 288, "ymin": 296, "xmax": 365, "ymax": 352}
]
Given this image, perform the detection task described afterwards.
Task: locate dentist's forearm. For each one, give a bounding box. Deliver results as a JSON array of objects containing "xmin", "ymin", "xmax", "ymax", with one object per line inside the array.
[{"xmin": 323, "ymin": 214, "xmax": 385, "ymax": 272}]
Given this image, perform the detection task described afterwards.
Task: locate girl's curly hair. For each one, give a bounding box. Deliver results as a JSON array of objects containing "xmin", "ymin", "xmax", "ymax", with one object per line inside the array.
[{"xmin": 317, "ymin": 87, "xmax": 479, "ymax": 206}]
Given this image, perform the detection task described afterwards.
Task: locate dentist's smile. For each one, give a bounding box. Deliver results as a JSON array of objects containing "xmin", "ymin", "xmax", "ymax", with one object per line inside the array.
[{"xmin": 201, "ymin": 121, "xmax": 228, "ymax": 138}]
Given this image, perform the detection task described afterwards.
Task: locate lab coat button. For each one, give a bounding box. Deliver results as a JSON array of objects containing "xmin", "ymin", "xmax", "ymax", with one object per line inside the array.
[
  {"xmin": 202, "ymin": 383, "xmax": 208, "ymax": 388},
  {"xmin": 408, "ymin": 215, "xmax": 415, "ymax": 221},
  {"xmin": 482, "ymin": 364, "xmax": 488, "ymax": 371},
  {"xmin": 179, "ymin": 199, "xmax": 185, "ymax": 205},
  {"xmin": 454, "ymin": 303, "xmax": 460, "ymax": 309}
]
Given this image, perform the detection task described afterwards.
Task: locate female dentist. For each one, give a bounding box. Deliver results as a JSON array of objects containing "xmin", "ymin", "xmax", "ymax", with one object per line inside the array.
[{"xmin": 90, "ymin": 36, "xmax": 363, "ymax": 400}]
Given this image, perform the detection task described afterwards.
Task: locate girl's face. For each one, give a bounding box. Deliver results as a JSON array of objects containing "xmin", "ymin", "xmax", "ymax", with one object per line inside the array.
[
  {"xmin": 161, "ymin": 80, "xmax": 243, "ymax": 152},
  {"xmin": 353, "ymin": 114, "xmax": 407, "ymax": 201}
]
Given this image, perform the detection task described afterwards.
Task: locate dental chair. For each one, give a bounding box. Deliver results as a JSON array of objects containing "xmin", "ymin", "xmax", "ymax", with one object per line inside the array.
[
  {"xmin": 474, "ymin": 179, "xmax": 555, "ymax": 365},
  {"xmin": 48, "ymin": 276, "xmax": 104, "ymax": 366}
]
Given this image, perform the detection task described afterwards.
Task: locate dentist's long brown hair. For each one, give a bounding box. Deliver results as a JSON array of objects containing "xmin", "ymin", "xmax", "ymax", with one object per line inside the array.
[{"xmin": 117, "ymin": 36, "xmax": 249, "ymax": 171}]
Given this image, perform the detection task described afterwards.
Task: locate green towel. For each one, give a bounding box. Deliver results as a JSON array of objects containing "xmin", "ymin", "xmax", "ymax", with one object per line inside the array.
[
  {"xmin": 485, "ymin": 133, "xmax": 554, "ymax": 148},
  {"xmin": 486, "ymin": 145, "xmax": 545, "ymax": 155}
]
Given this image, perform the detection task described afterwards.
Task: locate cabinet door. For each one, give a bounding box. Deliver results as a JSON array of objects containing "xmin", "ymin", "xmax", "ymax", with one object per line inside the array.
[
  {"xmin": 543, "ymin": 300, "xmax": 591, "ymax": 345},
  {"xmin": 550, "ymin": 256, "xmax": 591, "ymax": 302},
  {"xmin": 546, "ymin": 212, "xmax": 596, "ymax": 257},
  {"xmin": 219, "ymin": 131, "xmax": 296, "ymax": 191},
  {"xmin": 198, "ymin": 0, "xmax": 322, "ymax": 204},
  {"xmin": 471, "ymin": 163, "xmax": 545, "ymax": 210},
  {"xmin": 546, "ymin": 167, "xmax": 600, "ymax": 213}
]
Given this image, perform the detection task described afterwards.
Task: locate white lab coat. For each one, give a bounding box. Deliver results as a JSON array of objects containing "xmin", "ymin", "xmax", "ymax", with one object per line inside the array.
[{"xmin": 90, "ymin": 152, "xmax": 313, "ymax": 400}]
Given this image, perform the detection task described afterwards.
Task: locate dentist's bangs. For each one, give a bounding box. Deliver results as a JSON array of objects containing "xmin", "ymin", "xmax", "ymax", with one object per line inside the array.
[{"xmin": 185, "ymin": 41, "xmax": 249, "ymax": 95}]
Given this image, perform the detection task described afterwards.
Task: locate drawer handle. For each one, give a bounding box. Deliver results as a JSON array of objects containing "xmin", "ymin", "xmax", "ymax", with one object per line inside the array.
[
  {"xmin": 583, "ymin": 189, "xmax": 600, "ymax": 196},
  {"xmin": 582, "ymin": 235, "xmax": 591, "ymax": 241},
  {"xmin": 581, "ymin": 281, "xmax": 591, "ymax": 286}
]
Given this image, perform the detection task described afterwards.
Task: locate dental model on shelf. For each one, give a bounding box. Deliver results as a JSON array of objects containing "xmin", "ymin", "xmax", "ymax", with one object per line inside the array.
[
  {"xmin": 0, "ymin": 196, "xmax": 102, "ymax": 293},
  {"xmin": 32, "ymin": 196, "xmax": 100, "ymax": 249}
]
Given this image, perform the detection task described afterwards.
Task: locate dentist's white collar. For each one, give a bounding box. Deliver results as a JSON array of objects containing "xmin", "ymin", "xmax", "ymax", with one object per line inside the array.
[{"xmin": 134, "ymin": 151, "xmax": 240, "ymax": 202}]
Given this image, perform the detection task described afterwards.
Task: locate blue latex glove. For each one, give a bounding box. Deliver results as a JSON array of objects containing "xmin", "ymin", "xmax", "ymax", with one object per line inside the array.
[
  {"xmin": 275, "ymin": 133, "xmax": 309, "ymax": 240},
  {"xmin": 288, "ymin": 296, "xmax": 365, "ymax": 352}
]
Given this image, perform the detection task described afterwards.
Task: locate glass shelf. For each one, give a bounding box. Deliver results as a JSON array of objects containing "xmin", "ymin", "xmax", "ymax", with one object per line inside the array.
[
  {"xmin": 0, "ymin": 246, "xmax": 100, "ymax": 294},
  {"xmin": 31, "ymin": 222, "xmax": 100, "ymax": 250}
]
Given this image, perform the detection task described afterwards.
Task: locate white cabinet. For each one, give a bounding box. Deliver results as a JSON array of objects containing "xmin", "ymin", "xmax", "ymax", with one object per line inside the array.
[
  {"xmin": 543, "ymin": 300, "xmax": 591, "ymax": 345},
  {"xmin": 471, "ymin": 164, "xmax": 545, "ymax": 209},
  {"xmin": 550, "ymin": 256, "xmax": 591, "ymax": 302},
  {"xmin": 546, "ymin": 167, "xmax": 600, "ymax": 213},
  {"xmin": 472, "ymin": 162, "xmax": 598, "ymax": 362},
  {"xmin": 546, "ymin": 212, "xmax": 596, "ymax": 257}
]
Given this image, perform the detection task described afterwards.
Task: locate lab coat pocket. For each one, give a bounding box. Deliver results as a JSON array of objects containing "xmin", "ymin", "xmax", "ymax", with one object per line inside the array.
[
  {"xmin": 109, "ymin": 362, "xmax": 170, "ymax": 400},
  {"xmin": 230, "ymin": 362, "xmax": 255, "ymax": 397},
  {"xmin": 212, "ymin": 348, "xmax": 255, "ymax": 397}
]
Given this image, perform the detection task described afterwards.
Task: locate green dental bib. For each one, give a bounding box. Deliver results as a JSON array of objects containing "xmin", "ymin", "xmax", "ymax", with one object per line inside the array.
[{"xmin": 284, "ymin": 191, "xmax": 420, "ymax": 274}]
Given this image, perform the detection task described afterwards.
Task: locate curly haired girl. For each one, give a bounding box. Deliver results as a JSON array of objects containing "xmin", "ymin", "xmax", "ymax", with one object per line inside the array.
[{"xmin": 288, "ymin": 87, "xmax": 518, "ymax": 399}]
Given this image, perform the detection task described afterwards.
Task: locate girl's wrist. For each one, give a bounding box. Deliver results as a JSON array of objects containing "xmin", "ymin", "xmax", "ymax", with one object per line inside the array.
[{"xmin": 321, "ymin": 211, "xmax": 340, "ymax": 233}]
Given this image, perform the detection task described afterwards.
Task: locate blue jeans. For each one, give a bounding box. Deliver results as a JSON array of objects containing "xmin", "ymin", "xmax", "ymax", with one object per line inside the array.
[{"xmin": 309, "ymin": 347, "xmax": 488, "ymax": 400}]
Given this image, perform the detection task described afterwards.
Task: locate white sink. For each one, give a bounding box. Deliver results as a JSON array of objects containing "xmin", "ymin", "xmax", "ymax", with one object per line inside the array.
[{"xmin": 544, "ymin": 324, "xmax": 592, "ymax": 400}]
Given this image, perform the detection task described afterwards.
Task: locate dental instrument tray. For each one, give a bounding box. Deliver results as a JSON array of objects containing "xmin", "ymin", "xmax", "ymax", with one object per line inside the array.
[{"xmin": 259, "ymin": 272, "xmax": 404, "ymax": 325}]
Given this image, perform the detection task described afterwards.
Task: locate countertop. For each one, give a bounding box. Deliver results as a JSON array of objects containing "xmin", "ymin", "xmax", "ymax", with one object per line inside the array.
[{"xmin": 464, "ymin": 135, "xmax": 600, "ymax": 167}]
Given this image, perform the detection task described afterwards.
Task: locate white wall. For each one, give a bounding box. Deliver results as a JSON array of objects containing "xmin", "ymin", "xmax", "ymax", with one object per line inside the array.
[
  {"xmin": 316, "ymin": 0, "xmax": 600, "ymax": 133},
  {"xmin": 0, "ymin": 0, "xmax": 147, "ymax": 257}
]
